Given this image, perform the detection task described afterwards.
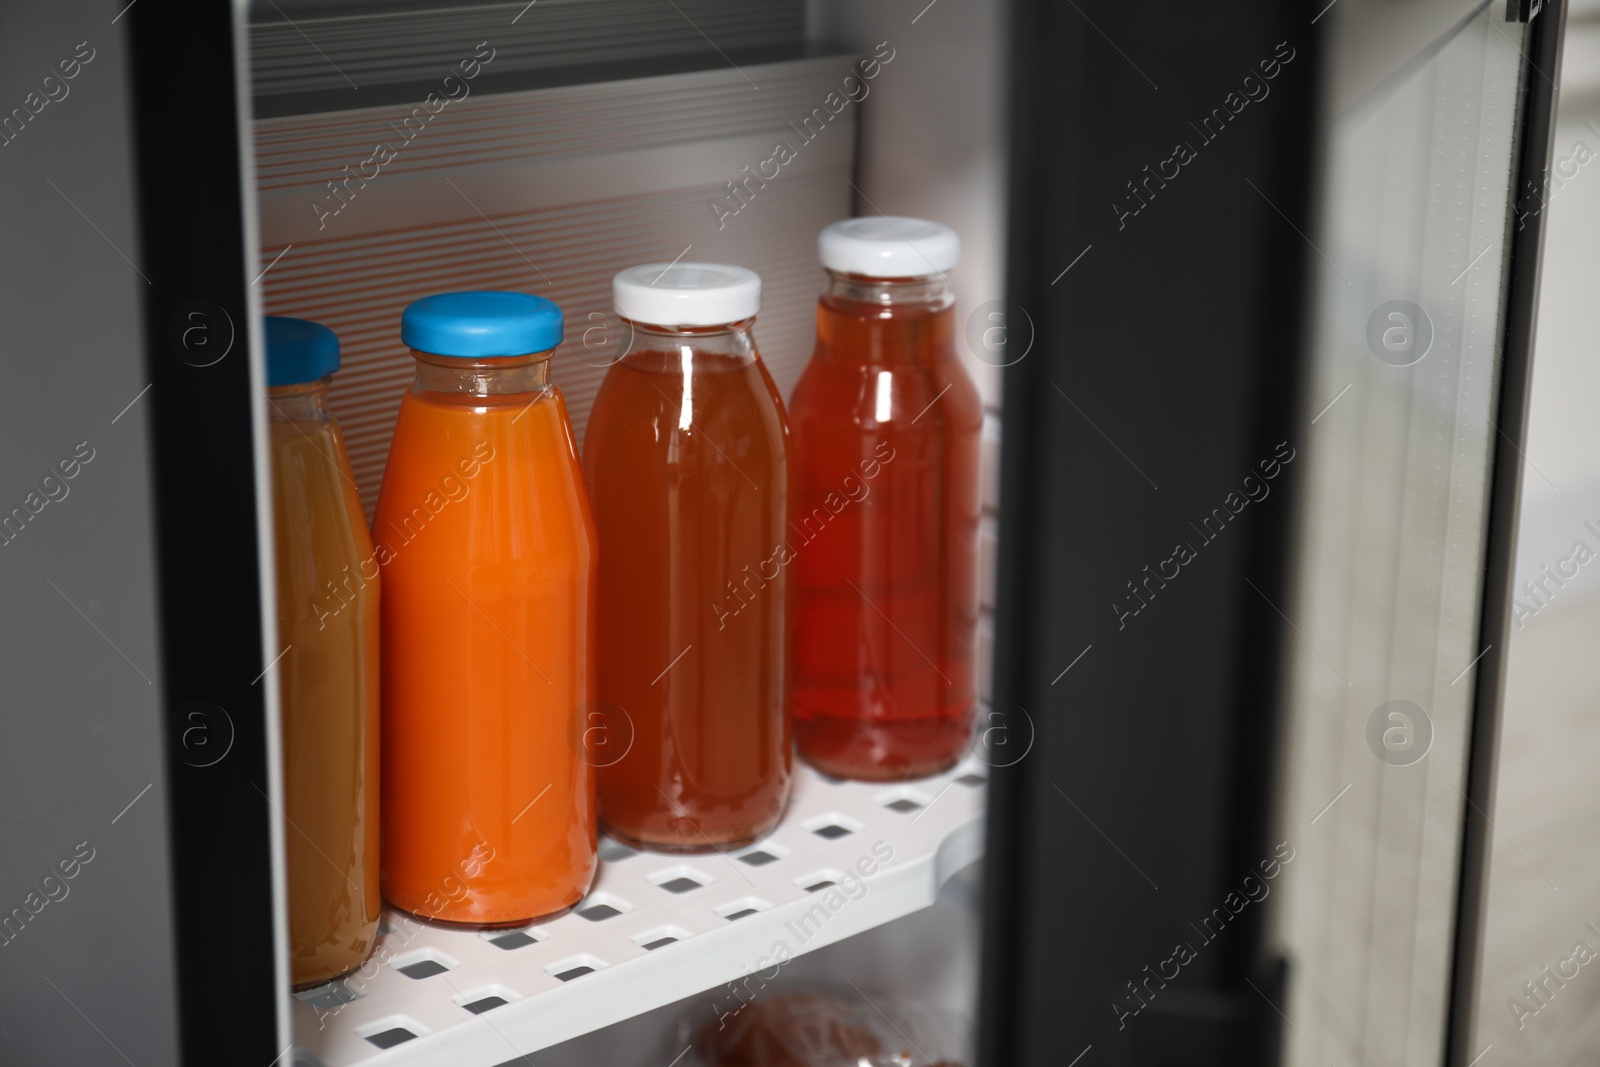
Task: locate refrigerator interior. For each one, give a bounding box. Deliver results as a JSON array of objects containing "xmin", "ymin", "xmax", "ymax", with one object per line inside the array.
[{"xmin": 241, "ymin": 0, "xmax": 1007, "ymax": 1063}]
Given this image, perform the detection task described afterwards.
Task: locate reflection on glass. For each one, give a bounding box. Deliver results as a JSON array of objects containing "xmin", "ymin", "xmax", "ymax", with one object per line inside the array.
[{"xmin": 1272, "ymin": 11, "xmax": 1528, "ymax": 1066}]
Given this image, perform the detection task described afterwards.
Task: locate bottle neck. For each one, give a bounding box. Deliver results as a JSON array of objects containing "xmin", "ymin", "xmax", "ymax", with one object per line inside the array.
[
  {"xmin": 823, "ymin": 269, "xmax": 954, "ymax": 312},
  {"xmin": 411, "ymin": 350, "xmax": 552, "ymax": 397},
  {"xmin": 624, "ymin": 319, "xmax": 756, "ymax": 362},
  {"xmin": 266, "ymin": 379, "xmax": 332, "ymax": 422}
]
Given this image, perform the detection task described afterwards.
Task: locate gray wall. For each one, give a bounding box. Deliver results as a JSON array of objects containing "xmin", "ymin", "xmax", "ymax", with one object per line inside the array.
[{"xmin": 0, "ymin": 3, "xmax": 179, "ymax": 1064}]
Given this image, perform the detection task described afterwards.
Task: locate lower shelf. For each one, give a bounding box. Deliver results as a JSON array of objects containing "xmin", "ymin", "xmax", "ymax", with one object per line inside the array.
[{"xmin": 292, "ymin": 759, "xmax": 989, "ymax": 1066}]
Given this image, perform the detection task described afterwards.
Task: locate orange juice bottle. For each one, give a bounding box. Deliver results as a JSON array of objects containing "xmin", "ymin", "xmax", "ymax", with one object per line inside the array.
[
  {"xmin": 375, "ymin": 292, "xmax": 596, "ymax": 926},
  {"xmin": 265, "ymin": 316, "xmax": 380, "ymax": 988},
  {"xmin": 583, "ymin": 264, "xmax": 792, "ymax": 852}
]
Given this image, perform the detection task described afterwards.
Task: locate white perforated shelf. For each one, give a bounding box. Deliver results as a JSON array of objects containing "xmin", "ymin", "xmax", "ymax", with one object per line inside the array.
[{"xmin": 291, "ymin": 759, "xmax": 987, "ymax": 1066}]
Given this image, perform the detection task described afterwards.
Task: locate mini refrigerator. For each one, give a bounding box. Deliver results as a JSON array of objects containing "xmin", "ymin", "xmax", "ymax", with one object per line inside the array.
[{"xmin": 0, "ymin": 0, "xmax": 1566, "ymax": 1065}]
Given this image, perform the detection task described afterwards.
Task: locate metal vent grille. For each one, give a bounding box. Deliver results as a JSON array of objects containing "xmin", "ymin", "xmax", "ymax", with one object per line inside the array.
[{"xmin": 248, "ymin": 0, "xmax": 805, "ymax": 100}]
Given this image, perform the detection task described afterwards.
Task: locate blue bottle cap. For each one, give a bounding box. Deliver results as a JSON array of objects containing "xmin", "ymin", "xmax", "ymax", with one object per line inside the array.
[
  {"xmin": 401, "ymin": 291, "xmax": 564, "ymax": 358},
  {"xmin": 264, "ymin": 316, "xmax": 340, "ymax": 387}
]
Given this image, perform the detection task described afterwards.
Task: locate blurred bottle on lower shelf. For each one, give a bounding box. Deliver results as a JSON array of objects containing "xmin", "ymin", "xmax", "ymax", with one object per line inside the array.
[
  {"xmin": 265, "ymin": 316, "xmax": 381, "ymax": 989},
  {"xmin": 687, "ymin": 986, "xmax": 968, "ymax": 1067}
]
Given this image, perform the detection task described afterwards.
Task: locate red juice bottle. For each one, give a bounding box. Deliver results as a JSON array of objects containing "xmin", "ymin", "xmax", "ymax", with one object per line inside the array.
[{"xmin": 788, "ymin": 218, "xmax": 983, "ymax": 781}]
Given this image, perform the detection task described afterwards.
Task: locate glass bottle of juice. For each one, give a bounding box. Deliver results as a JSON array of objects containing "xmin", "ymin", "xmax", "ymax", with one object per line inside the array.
[
  {"xmin": 583, "ymin": 264, "xmax": 792, "ymax": 851},
  {"xmin": 375, "ymin": 292, "xmax": 596, "ymax": 925},
  {"xmin": 264, "ymin": 316, "xmax": 381, "ymax": 988},
  {"xmin": 788, "ymin": 218, "xmax": 984, "ymax": 781}
]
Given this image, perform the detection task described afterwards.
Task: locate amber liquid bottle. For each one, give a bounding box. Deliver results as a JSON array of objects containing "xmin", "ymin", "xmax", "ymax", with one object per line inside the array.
[
  {"xmin": 268, "ymin": 367, "xmax": 381, "ymax": 989},
  {"xmin": 584, "ymin": 264, "xmax": 792, "ymax": 852},
  {"xmin": 788, "ymin": 268, "xmax": 983, "ymax": 780}
]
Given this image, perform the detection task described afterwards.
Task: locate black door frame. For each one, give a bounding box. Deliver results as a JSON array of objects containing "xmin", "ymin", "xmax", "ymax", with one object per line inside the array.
[{"xmin": 129, "ymin": 3, "xmax": 282, "ymax": 1062}]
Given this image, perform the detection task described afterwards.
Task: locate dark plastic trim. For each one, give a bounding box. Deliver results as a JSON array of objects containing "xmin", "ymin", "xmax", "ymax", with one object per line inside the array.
[
  {"xmin": 127, "ymin": 3, "xmax": 283, "ymax": 1063},
  {"xmin": 977, "ymin": 2, "xmax": 1319, "ymax": 1064}
]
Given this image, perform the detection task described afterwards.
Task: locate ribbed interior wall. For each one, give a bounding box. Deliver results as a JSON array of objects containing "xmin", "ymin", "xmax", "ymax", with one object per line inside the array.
[
  {"xmin": 252, "ymin": 60, "xmax": 853, "ymax": 189},
  {"xmin": 253, "ymin": 56, "xmax": 860, "ymax": 516},
  {"xmin": 257, "ymin": 179, "xmax": 843, "ymax": 512},
  {"xmin": 249, "ymin": 0, "xmax": 805, "ymax": 97}
]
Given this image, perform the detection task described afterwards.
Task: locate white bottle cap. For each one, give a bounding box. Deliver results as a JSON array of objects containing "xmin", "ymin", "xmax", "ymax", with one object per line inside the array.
[
  {"xmin": 818, "ymin": 216, "xmax": 960, "ymax": 278},
  {"xmin": 612, "ymin": 262, "xmax": 762, "ymax": 327}
]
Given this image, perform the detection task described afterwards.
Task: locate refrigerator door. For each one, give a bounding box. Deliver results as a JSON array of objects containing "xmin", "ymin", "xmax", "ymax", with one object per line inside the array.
[
  {"xmin": 1273, "ymin": 4, "xmax": 1561, "ymax": 1066},
  {"xmin": 981, "ymin": 1, "xmax": 1560, "ymax": 1066}
]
